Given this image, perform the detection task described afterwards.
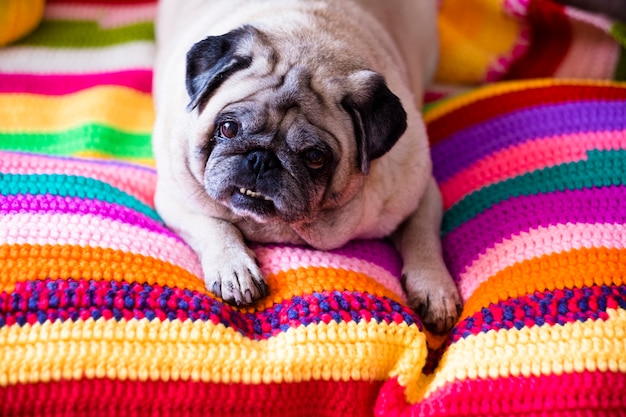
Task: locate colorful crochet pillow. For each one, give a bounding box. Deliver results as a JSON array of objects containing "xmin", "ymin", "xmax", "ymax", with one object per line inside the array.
[
  {"xmin": 395, "ymin": 79, "xmax": 626, "ymax": 415},
  {"xmin": 1, "ymin": 1, "xmax": 626, "ymax": 416}
]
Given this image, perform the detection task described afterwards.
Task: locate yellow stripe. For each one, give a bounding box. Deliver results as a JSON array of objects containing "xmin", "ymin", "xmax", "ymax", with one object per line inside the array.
[
  {"xmin": 424, "ymin": 79, "xmax": 626, "ymax": 124},
  {"xmin": 405, "ymin": 308, "xmax": 626, "ymax": 403},
  {"xmin": 0, "ymin": 86, "xmax": 154, "ymax": 133},
  {"xmin": 0, "ymin": 318, "xmax": 426, "ymax": 386}
]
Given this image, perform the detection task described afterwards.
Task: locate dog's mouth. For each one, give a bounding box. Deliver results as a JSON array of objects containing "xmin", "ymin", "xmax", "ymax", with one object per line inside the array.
[{"xmin": 229, "ymin": 187, "xmax": 277, "ymax": 219}]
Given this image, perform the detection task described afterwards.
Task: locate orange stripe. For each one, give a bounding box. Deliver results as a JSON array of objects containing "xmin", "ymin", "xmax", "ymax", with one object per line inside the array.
[
  {"xmin": 0, "ymin": 244, "xmax": 205, "ymax": 294},
  {"xmin": 0, "ymin": 244, "xmax": 405, "ymax": 310},
  {"xmin": 260, "ymin": 267, "xmax": 404, "ymax": 309},
  {"xmin": 461, "ymin": 247, "xmax": 626, "ymax": 319}
]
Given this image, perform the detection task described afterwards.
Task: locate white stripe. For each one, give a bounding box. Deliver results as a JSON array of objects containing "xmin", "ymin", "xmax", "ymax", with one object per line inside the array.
[
  {"xmin": 0, "ymin": 42, "xmax": 155, "ymax": 73},
  {"xmin": 45, "ymin": 3, "xmax": 157, "ymax": 28}
]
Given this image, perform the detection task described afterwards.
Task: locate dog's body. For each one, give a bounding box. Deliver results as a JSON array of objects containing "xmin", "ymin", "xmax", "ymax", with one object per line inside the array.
[{"xmin": 153, "ymin": 0, "xmax": 461, "ymax": 332}]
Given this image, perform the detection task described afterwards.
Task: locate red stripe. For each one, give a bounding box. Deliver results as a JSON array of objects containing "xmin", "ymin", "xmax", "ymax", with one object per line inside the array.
[
  {"xmin": 376, "ymin": 372, "xmax": 626, "ymax": 416},
  {"xmin": 0, "ymin": 378, "xmax": 382, "ymax": 417},
  {"xmin": 427, "ymin": 84, "xmax": 626, "ymax": 145},
  {"xmin": 0, "ymin": 71, "xmax": 152, "ymax": 95},
  {"xmin": 505, "ymin": 0, "xmax": 572, "ymax": 79}
]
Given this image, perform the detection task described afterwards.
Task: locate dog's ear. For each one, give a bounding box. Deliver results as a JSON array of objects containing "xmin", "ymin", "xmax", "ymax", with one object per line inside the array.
[
  {"xmin": 186, "ymin": 26, "xmax": 255, "ymax": 110},
  {"xmin": 341, "ymin": 70, "xmax": 407, "ymax": 174}
]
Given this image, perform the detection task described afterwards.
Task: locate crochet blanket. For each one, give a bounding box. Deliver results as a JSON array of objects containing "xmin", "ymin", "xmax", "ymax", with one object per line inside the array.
[{"xmin": 1, "ymin": 0, "xmax": 625, "ymax": 416}]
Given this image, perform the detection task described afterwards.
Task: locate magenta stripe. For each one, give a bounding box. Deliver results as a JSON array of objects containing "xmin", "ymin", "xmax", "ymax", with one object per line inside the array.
[
  {"xmin": 0, "ymin": 194, "xmax": 177, "ymax": 239},
  {"xmin": 443, "ymin": 186, "xmax": 626, "ymax": 278},
  {"xmin": 330, "ymin": 239, "xmax": 403, "ymax": 276},
  {"xmin": 0, "ymin": 71, "xmax": 152, "ymax": 95}
]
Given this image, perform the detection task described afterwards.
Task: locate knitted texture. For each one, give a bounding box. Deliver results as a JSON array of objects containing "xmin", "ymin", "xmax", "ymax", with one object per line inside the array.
[
  {"xmin": 1, "ymin": 1, "xmax": 626, "ymax": 416},
  {"xmin": 376, "ymin": 79, "xmax": 626, "ymax": 416}
]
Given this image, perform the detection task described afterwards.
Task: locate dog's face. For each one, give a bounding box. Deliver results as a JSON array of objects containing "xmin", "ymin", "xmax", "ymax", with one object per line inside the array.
[{"xmin": 183, "ymin": 25, "xmax": 407, "ymax": 228}]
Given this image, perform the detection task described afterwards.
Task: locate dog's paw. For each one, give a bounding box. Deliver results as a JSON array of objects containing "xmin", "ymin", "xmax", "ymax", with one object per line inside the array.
[
  {"xmin": 403, "ymin": 268, "xmax": 462, "ymax": 334},
  {"xmin": 201, "ymin": 246, "xmax": 269, "ymax": 306}
]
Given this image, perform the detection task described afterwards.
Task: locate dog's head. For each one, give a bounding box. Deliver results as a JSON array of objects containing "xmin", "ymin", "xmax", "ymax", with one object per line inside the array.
[{"xmin": 184, "ymin": 25, "xmax": 407, "ymax": 226}]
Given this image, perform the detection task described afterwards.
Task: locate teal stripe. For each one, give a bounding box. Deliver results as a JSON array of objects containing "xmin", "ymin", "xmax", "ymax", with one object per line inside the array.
[
  {"xmin": 15, "ymin": 20, "xmax": 154, "ymax": 48},
  {"xmin": 442, "ymin": 150, "xmax": 626, "ymax": 235},
  {"xmin": 0, "ymin": 124, "xmax": 153, "ymax": 160},
  {"xmin": 0, "ymin": 173, "xmax": 161, "ymax": 221}
]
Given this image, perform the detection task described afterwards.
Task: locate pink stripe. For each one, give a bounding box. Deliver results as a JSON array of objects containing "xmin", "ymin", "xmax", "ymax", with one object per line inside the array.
[
  {"xmin": 553, "ymin": 13, "xmax": 621, "ymax": 79},
  {"xmin": 0, "ymin": 152, "xmax": 156, "ymax": 206},
  {"xmin": 457, "ymin": 222, "xmax": 626, "ymax": 300},
  {"xmin": 0, "ymin": 212, "xmax": 202, "ymax": 277},
  {"xmin": 254, "ymin": 245, "xmax": 407, "ymax": 301},
  {"xmin": 0, "ymin": 71, "xmax": 152, "ymax": 95},
  {"xmin": 440, "ymin": 129, "xmax": 626, "ymax": 209},
  {"xmin": 564, "ymin": 6, "xmax": 614, "ymax": 32}
]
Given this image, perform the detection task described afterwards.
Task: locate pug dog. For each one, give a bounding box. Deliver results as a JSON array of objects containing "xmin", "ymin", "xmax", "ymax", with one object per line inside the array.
[{"xmin": 152, "ymin": 0, "xmax": 462, "ymax": 333}]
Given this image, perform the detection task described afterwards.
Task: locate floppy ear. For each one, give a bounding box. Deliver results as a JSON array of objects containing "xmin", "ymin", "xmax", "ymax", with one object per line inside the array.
[
  {"xmin": 185, "ymin": 26, "xmax": 255, "ymax": 110},
  {"xmin": 341, "ymin": 70, "xmax": 407, "ymax": 174}
]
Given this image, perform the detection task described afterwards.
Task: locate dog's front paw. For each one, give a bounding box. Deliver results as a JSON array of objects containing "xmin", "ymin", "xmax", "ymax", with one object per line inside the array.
[
  {"xmin": 403, "ymin": 268, "xmax": 462, "ymax": 334},
  {"xmin": 201, "ymin": 246, "xmax": 269, "ymax": 306}
]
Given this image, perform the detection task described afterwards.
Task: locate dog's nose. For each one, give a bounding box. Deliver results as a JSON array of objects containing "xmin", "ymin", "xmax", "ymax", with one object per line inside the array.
[{"xmin": 245, "ymin": 149, "xmax": 280, "ymax": 175}]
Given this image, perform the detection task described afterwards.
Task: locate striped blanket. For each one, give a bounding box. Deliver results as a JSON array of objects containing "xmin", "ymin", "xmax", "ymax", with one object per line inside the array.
[{"xmin": 1, "ymin": 0, "xmax": 625, "ymax": 416}]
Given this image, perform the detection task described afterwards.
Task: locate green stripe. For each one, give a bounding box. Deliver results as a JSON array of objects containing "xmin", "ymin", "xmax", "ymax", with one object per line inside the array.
[
  {"xmin": 0, "ymin": 173, "xmax": 161, "ymax": 221},
  {"xmin": 442, "ymin": 150, "xmax": 626, "ymax": 235},
  {"xmin": 16, "ymin": 20, "xmax": 154, "ymax": 48},
  {"xmin": 612, "ymin": 23, "xmax": 626, "ymax": 81},
  {"xmin": 611, "ymin": 22, "xmax": 626, "ymax": 48},
  {"xmin": 0, "ymin": 124, "xmax": 153, "ymax": 160}
]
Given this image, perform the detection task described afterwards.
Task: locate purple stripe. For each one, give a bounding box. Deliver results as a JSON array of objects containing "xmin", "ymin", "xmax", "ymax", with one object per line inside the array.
[
  {"xmin": 1, "ymin": 279, "xmax": 420, "ymax": 337},
  {"xmin": 443, "ymin": 186, "xmax": 626, "ymax": 278},
  {"xmin": 451, "ymin": 285, "xmax": 626, "ymax": 342},
  {"xmin": 432, "ymin": 101, "xmax": 626, "ymax": 182},
  {"xmin": 0, "ymin": 194, "xmax": 178, "ymax": 239}
]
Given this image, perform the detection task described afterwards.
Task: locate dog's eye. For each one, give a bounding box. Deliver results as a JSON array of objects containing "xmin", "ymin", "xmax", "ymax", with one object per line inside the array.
[
  {"xmin": 304, "ymin": 149, "xmax": 326, "ymax": 169},
  {"xmin": 218, "ymin": 121, "xmax": 239, "ymax": 139}
]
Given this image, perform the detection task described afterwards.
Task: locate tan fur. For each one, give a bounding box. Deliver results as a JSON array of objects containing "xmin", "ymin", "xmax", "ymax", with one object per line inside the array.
[{"xmin": 152, "ymin": 0, "xmax": 461, "ymax": 332}]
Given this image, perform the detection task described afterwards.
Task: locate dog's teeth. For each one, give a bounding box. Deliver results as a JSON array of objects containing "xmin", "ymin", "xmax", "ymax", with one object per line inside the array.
[{"xmin": 238, "ymin": 187, "xmax": 270, "ymax": 200}]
